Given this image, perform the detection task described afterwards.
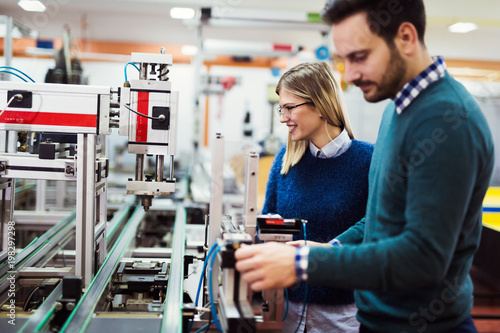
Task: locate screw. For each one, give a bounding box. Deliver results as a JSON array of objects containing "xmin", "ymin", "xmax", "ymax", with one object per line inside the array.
[
  {"xmin": 54, "ymin": 302, "xmax": 63, "ymax": 311},
  {"xmin": 65, "ymin": 165, "xmax": 74, "ymax": 175},
  {"xmin": 66, "ymin": 302, "xmax": 75, "ymax": 311}
]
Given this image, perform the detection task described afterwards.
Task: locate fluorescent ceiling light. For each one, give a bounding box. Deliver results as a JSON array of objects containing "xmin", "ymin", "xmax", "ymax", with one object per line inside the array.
[
  {"xmin": 18, "ymin": 0, "xmax": 46, "ymax": 12},
  {"xmin": 448, "ymin": 22, "xmax": 478, "ymax": 33},
  {"xmin": 170, "ymin": 7, "xmax": 195, "ymax": 20}
]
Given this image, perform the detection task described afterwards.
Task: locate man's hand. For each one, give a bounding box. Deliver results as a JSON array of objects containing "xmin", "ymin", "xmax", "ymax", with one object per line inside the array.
[
  {"xmin": 235, "ymin": 242, "xmax": 297, "ymax": 291},
  {"xmin": 287, "ymin": 240, "xmax": 333, "ymax": 248}
]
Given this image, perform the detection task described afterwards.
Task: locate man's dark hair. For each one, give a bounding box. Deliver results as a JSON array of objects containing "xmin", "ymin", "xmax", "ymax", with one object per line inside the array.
[{"xmin": 321, "ymin": 0, "xmax": 426, "ymax": 45}]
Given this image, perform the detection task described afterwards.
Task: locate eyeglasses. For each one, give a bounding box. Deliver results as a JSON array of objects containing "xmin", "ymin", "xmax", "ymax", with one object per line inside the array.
[{"xmin": 276, "ymin": 102, "xmax": 310, "ymax": 118}]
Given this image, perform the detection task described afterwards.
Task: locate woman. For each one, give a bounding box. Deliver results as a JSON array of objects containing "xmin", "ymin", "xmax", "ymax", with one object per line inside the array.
[{"xmin": 262, "ymin": 62, "xmax": 373, "ymax": 333}]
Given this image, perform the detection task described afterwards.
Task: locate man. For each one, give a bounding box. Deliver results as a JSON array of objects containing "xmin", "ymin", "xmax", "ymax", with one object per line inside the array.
[{"xmin": 235, "ymin": 1, "xmax": 495, "ymax": 332}]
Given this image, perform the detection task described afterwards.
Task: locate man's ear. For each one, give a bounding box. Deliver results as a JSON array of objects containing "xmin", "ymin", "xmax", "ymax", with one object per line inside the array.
[{"xmin": 396, "ymin": 22, "xmax": 419, "ymax": 56}]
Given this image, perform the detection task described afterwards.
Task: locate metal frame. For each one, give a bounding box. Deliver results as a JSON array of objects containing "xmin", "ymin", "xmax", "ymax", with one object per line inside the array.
[
  {"xmin": 243, "ymin": 152, "xmax": 259, "ymax": 243},
  {"xmin": 0, "ymin": 137, "xmax": 107, "ymax": 287},
  {"xmin": 75, "ymin": 133, "xmax": 108, "ymax": 286}
]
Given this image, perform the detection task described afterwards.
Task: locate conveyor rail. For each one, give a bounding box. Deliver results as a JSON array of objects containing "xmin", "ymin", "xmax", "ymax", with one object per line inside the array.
[
  {"xmin": 14, "ymin": 200, "xmax": 136, "ymax": 332},
  {"xmin": 160, "ymin": 205, "xmax": 186, "ymax": 333},
  {"xmin": 0, "ymin": 211, "xmax": 76, "ymax": 306},
  {"xmin": 60, "ymin": 206, "xmax": 145, "ymax": 332}
]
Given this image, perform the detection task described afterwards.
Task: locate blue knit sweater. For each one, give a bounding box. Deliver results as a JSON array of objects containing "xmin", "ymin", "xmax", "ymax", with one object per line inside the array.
[{"xmin": 263, "ymin": 140, "xmax": 373, "ymax": 305}]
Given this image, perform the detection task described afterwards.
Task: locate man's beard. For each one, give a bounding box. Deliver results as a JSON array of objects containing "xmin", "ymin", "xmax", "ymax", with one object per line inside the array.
[{"xmin": 354, "ymin": 48, "xmax": 407, "ymax": 103}]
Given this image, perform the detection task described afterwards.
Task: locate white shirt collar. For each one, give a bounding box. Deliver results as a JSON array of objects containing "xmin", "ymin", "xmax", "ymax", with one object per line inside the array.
[{"xmin": 309, "ymin": 128, "xmax": 352, "ymax": 159}]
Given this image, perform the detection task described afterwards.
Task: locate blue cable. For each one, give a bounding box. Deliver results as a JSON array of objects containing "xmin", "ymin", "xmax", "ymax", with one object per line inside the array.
[
  {"xmin": 303, "ymin": 220, "xmax": 307, "ymax": 244},
  {"xmin": 283, "ymin": 288, "xmax": 289, "ymax": 321},
  {"xmin": 208, "ymin": 245, "xmax": 223, "ymax": 332},
  {"xmin": 0, "ymin": 66, "xmax": 35, "ymax": 82},
  {"xmin": 294, "ymin": 284, "xmax": 308, "ymax": 333},
  {"xmin": 124, "ymin": 62, "xmax": 140, "ymax": 82},
  {"xmin": 194, "ymin": 321, "xmax": 215, "ymax": 333},
  {"xmin": 188, "ymin": 242, "xmax": 219, "ymax": 333},
  {"xmin": 0, "ymin": 71, "xmax": 28, "ymax": 82},
  {"xmin": 194, "ymin": 243, "xmax": 219, "ymax": 307}
]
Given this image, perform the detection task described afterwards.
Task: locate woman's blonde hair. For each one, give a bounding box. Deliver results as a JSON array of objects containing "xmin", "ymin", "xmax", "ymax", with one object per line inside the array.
[{"xmin": 276, "ymin": 62, "xmax": 354, "ymax": 174}]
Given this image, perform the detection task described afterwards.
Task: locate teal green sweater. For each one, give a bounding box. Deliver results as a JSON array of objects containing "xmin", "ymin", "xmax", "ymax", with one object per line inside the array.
[{"xmin": 307, "ymin": 73, "xmax": 494, "ymax": 333}]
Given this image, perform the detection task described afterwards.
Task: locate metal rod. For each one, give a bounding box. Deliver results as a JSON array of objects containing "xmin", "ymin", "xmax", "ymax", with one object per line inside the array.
[
  {"xmin": 169, "ymin": 155, "xmax": 174, "ymax": 180},
  {"xmin": 35, "ymin": 180, "xmax": 47, "ymax": 212},
  {"xmin": 135, "ymin": 154, "xmax": 144, "ymax": 181},
  {"xmin": 140, "ymin": 63, "xmax": 148, "ymax": 80},
  {"xmin": 156, "ymin": 155, "xmax": 164, "ymax": 181}
]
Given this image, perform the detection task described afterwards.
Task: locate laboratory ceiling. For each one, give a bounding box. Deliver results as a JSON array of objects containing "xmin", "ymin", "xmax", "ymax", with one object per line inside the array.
[
  {"xmin": 1, "ymin": 0, "xmax": 500, "ymax": 61},
  {"xmin": 1, "ymin": 0, "xmax": 499, "ymax": 20}
]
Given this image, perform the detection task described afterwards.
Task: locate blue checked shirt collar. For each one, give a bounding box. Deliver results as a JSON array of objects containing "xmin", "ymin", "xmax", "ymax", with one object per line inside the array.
[{"xmin": 392, "ymin": 56, "xmax": 447, "ymax": 115}]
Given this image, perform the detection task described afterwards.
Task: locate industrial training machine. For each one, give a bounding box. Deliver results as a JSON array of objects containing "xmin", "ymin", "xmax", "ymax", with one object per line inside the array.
[{"xmin": 0, "ymin": 51, "xmax": 288, "ymax": 332}]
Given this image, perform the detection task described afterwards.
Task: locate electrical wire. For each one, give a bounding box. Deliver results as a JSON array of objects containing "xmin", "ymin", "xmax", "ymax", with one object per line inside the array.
[
  {"xmin": 194, "ymin": 321, "xmax": 215, "ymax": 333},
  {"xmin": 208, "ymin": 245, "xmax": 223, "ymax": 332},
  {"xmin": 303, "ymin": 220, "xmax": 307, "ymax": 245},
  {"xmin": 22, "ymin": 286, "xmax": 40, "ymax": 312},
  {"xmin": 187, "ymin": 261, "xmax": 199, "ymax": 278},
  {"xmin": 59, "ymin": 244, "xmax": 67, "ymax": 267},
  {"xmin": 188, "ymin": 243, "xmax": 219, "ymax": 333},
  {"xmin": 123, "ymin": 104, "xmax": 166, "ymax": 121},
  {"xmin": 0, "ymin": 94, "xmax": 22, "ymax": 118},
  {"xmin": 283, "ymin": 288, "xmax": 289, "ymax": 321},
  {"xmin": 194, "ymin": 243, "xmax": 219, "ymax": 308},
  {"xmin": 0, "ymin": 66, "xmax": 36, "ymax": 83},
  {"xmin": 294, "ymin": 285, "xmax": 308, "ymax": 333},
  {"xmin": 124, "ymin": 62, "xmax": 140, "ymax": 82},
  {"xmin": 0, "ymin": 70, "xmax": 28, "ymax": 82}
]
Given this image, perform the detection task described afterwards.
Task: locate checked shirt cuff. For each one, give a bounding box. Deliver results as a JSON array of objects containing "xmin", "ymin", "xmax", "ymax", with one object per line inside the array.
[
  {"xmin": 295, "ymin": 246, "xmax": 310, "ymax": 282},
  {"xmin": 328, "ymin": 238, "xmax": 342, "ymax": 247}
]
